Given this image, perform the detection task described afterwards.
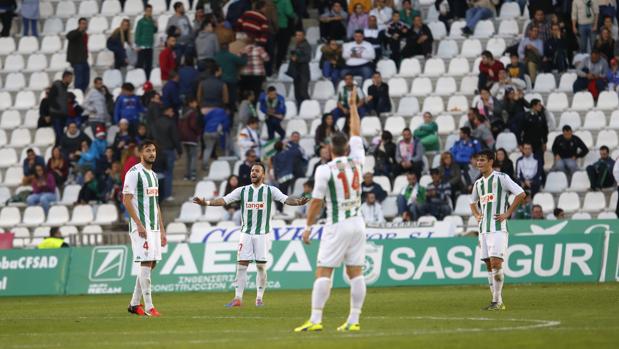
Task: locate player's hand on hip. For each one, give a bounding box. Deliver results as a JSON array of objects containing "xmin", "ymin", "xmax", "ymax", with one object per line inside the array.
[
  {"xmin": 302, "ymin": 228, "xmax": 311, "ymax": 245},
  {"xmin": 494, "ymin": 213, "xmax": 509, "ymax": 222},
  {"xmin": 137, "ymin": 224, "xmax": 147, "ymax": 238}
]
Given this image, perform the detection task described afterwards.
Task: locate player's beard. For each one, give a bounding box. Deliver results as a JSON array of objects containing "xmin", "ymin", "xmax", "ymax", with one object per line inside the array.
[
  {"xmin": 144, "ymin": 156, "xmax": 156, "ymax": 165},
  {"xmin": 251, "ymin": 175, "xmax": 263, "ymax": 185}
]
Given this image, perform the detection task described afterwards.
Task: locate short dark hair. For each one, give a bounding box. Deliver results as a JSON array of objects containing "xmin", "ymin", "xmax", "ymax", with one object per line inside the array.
[
  {"xmin": 304, "ymin": 179, "xmax": 314, "ymax": 188},
  {"xmin": 402, "ymin": 127, "xmax": 412, "ymax": 134},
  {"xmin": 553, "ymin": 208, "xmax": 564, "ymax": 216},
  {"xmin": 145, "ymin": 4, "xmax": 152, "ymax": 10},
  {"xmin": 591, "ymin": 48, "xmax": 601, "ymax": 55},
  {"xmin": 62, "ymin": 70, "xmax": 73, "ymax": 79},
  {"xmin": 94, "ymin": 77, "xmax": 102, "ymax": 83},
  {"xmin": 50, "ymin": 227, "xmax": 60, "ymax": 237},
  {"xmin": 600, "ymin": 145, "xmax": 610, "ymax": 152},
  {"xmin": 481, "ymin": 51, "xmax": 493, "ymax": 59},
  {"xmin": 530, "ymin": 98, "xmax": 541, "ymax": 107},
  {"xmin": 252, "ymin": 162, "xmax": 266, "ymax": 173},
  {"xmin": 174, "ymin": 2, "xmax": 184, "ymax": 10},
  {"xmin": 254, "ymin": 0, "xmax": 266, "ymax": 10},
  {"xmin": 26, "ymin": 148, "xmax": 35, "ymax": 154},
  {"xmin": 532, "ymin": 204, "xmax": 543, "ymax": 211},
  {"xmin": 267, "ymin": 86, "xmax": 277, "ymax": 93},
  {"xmin": 460, "ymin": 126, "xmax": 471, "ymax": 137},
  {"xmin": 562, "ymin": 125, "xmax": 572, "ymax": 132},
  {"xmin": 139, "ymin": 140, "xmax": 157, "ymax": 151},
  {"xmin": 331, "ymin": 132, "xmax": 349, "ymax": 156},
  {"xmin": 247, "ymin": 116, "xmax": 259, "ymax": 125},
  {"xmin": 121, "ymin": 82, "xmax": 135, "ymax": 91},
  {"xmin": 430, "ymin": 168, "xmax": 440, "ymax": 175},
  {"xmin": 354, "ymin": 29, "xmax": 364, "ymax": 36},
  {"xmin": 78, "ymin": 17, "xmax": 87, "ymax": 23},
  {"xmin": 476, "ymin": 149, "xmax": 495, "ymax": 162}
]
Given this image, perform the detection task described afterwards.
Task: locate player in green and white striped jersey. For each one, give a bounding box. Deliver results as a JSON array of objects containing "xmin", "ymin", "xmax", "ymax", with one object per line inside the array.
[
  {"xmin": 122, "ymin": 141, "xmax": 167, "ymax": 318},
  {"xmin": 470, "ymin": 149, "xmax": 526, "ymax": 312},
  {"xmin": 193, "ymin": 162, "xmax": 309, "ymax": 307}
]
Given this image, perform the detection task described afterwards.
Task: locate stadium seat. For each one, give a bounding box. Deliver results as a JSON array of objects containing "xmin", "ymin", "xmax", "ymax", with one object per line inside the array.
[
  {"xmin": 596, "ymin": 130, "xmax": 618, "ymax": 149},
  {"xmin": 29, "ymin": 72, "xmax": 51, "ymax": 91},
  {"xmin": 70, "ymin": 205, "xmax": 95, "ymax": 226},
  {"xmin": 558, "ymin": 111, "xmax": 582, "ymax": 130},
  {"xmin": 422, "ymin": 96, "xmax": 444, "ymax": 114},
  {"xmin": 569, "ymin": 171, "xmax": 590, "ymax": 192},
  {"xmin": 298, "ymin": 100, "xmax": 321, "ymax": 119},
  {"xmin": 411, "ymin": 77, "xmax": 433, "ymax": 96},
  {"xmin": 22, "ymin": 206, "xmax": 46, "ymax": 227},
  {"xmin": 571, "ymin": 212, "xmax": 592, "ymax": 219},
  {"xmin": 557, "ymin": 192, "xmax": 580, "ymax": 213},
  {"xmin": 0, "ymin": 186, "xmax": 9, "ymax": 205},
  {"xmin": 95, "ymin": 50, "xmax": 115, "ymax": 68},
  {"xmin": 436, "ymin": 115, "xmax": 455, "ymax": 135},
  {"xmin": 428, "ymin": 21, "xmax": 447, "ymax": 39},
  {"xmin": 435, "ymin": 77, "xmax": 457, "ymax": 96},
  {"xmin": 0, "ymin": 130, "xmax": 6, "ymax": 147},
  {"xmin": 42, "ymin": 18, "xmax": 64, "ymax": 35},
  {"xmin": 423, "ymin": 58, "xmax": 446, "ymax": 76},
  {"xmin": 575, "ymin": 130, "xmax": 594, "ymax": 149},
  {"xmin": 443, "ymin": 215, "xmax": 465, "ymax": 234},
  {"xmin": 311, "ymin": 80, "xmax": 335, "ymax": 100},
  {"xmin": 597, "ymin": 91, "xmax": 619, "ymax": 110},
  {"xmin": 0, "ymin": 111, "xmax": 21, "ymax": 130},
  {"xmin": 545, "ymin": 172, "xmax": 569, "ymax": 193},
  {"xmin": 609, "ymin": 110, "xmax": 619, "ymax": 129},
  {"xmin": 454, "ymin": 195, "xmax": 472, "ymax": 216},
  {"xmin": 495, "ymin": 132, "xmax": 518, "ymax": 152},
  {"xmin": 322, "ymin": 99, "xmax": 337, "ymax": 115},
  {"xmin": 45, "ymin": 206, "xmax": 70, "ymax": 226},
  {"xmin": 0, "ymin": 37, "xmax": 15, "ymax": 55},
  {"xmin": 150, "ymin": 68, "xmax": 163, "ymax": 87},
  {"xmin": 571, "ymin": 92, "xmax": 594, "ymax": 111},
  {"xmin": 34, "ymin": 128, "xmax": 56, "ymax": 147},
  {"xmin": 25, "ymin": 54, "xmax": 48, "ymax": 73},
  {"xmin": 460, "ymin": 76, "xmax": 478, "ymax": 95},
  {"xmin": 546, "ymin": 92, "xmax": 569, "ymax": 112},
  {"xmin": 582, "ymin": 192, "xmax": 606, "ymax": 213},
  {"xmin": 461, "ymin": 39, "xmax": 482, "ymax": 58},
  {"xmin": 206, "ymin": 160, "xmax": 231, "ymax": 182},
  {"xmin": 126, "ymin": 69, "xmax": 147, "ymax": 87},
  {"xmin": 500, "ymin": 2, "xmax": 521, "ymax": 18},
  {"xmin": 306, "ymin": 26, "xmax": 320, "ymax": 45},
  {"xmin": 396, "ymin": 96, "xmax": 420, "ymax": 116},
  {"xmin": 437, "ymin": 40, "xmax": 459, "ymax": 59},
  {"xmin": 177, "ymin": 202, "xmax": 202, "ymax": 223},
  {"xmin": 388, "ymin": 77, "xmax": 408, "ymax": 97},
  {"xmin": 87, "ymin": 16, "xmax": 110, "ymax": 35},
  {"xmin": 166, "ymin": 222, "xmax": 188, "ymax": 235},
  {"xmin": 533, "ymin": 73, "xmax": 556, "ymax": 92},
  {"xmin": 0, "ymin": 207, "xmax": 21, "ymax": 228},
  {"xmin": 361, "ymin": 117, "xmax": 382, "ymax": 137},
  {"xmin": 78, "ymin": 0, "xmax": 99, "ymax": 16},
  {"xmin": 9, "ymin": 129, "xmax": 31, "ymax": 148},
  {"xmin": 89, "ymin": 34, "xmax": 107, "ymax": 52},
  {"xmin": 39, "ymin": 1, "xmax": 53, "ymax": 17},
  {"xmin": 558, "ymin": 72, "xmax": 578, "ymax": 92},
  {"xmin": 384, "ymin": 116, "xmax": 406, "ymax": 136},
  {"xmin": 473, "ymin": 20, "xmax": 494, "ymax": 38},
  {"xmin": 598, "ymin": 211, "xmax": 618, "ymax": 219},
  {"xmin": 4, "ymin": 73, "xmax": 25, "ymax": 91},
  {"xmin": 419, "ymin": 175, "xmax": 432, "ymax": 188},
  {"xmin": 103, "ymin": 69, "xmax": 123, "ymax": 89},
  {"xmin": 94, "ymin": 204, "xmax": 118, "ymax": 225},
  {"xmin": 0, "ymin": 149, "xmax": 17, "ymax": 168},
  {"xmin": 447, "ymin": 57, "xmax": 470, "ymax": 76},
  {"xmin": 285, "ymin": 119, "xmax": 308, "ymax": 136},
  {"xmin": 486, "ymin": 37, "xmax": 506, "ymax": 57},
  {"xmin": 382, "ymin": 197, "xmax": 398, "ymax": 219},
  {"xmin": 193, "ymin": 180, "xmax": 217, "ymax": 200},
  {"xmin": 40, "ymin": 36, "xmax": 62, "ymax": 54},
  {"xmin": 449, "ymin": 20, "xmax": 466, "ymax": 38},
  {"xmin": 56, "ymin": 1, "xmax": 77, "ymax": 18},
  {"xmin": 124, "ymin": 0, "xmax": 144, "ymax": 15},
  {"xmin": 447, "ymin": 95, "xmax": 469, "ymax": 112},
  {"xmin": 203, "ymin": 206, "xmax": 226, "ymax": 223},
  {"xmin": 33, "ymin": 227, "xmax": 50, "ymax": 238},
  {"xmin": 13, "ymin": 91, "xmax": 36, "ymax": 111},
  {"xmin": 3, "ymin": 166, "xmax": 22, "ymax": 185},
  {"xmin": 532, "ymin": 193, "xmax": 555, "ymax": 213},
  {"xmin": 49, "ymin": 53, "xmax": 71, "ymax": 71},
  {"xmin": 409, "ymin": 116, "xmax": 423, "ymax": 132},
  {"xmin": 392, "ymin": 175, "xmax": 408, "ymax": 195},
  {"xmin": 398, "ymin": 58, "xmax": 421, "ymax": 77},
  {"xmin": 82, "ymin": 225, "xmax": 103, "ymax": 245},
  {"xmin": 377, "ymin": 59, "xmax": 397, "ymax": 78},
  {"xmin": 364, "ymin": 155, "xmax": 376, "ymax": 173},
  {"xmin": 3, "ymin": 54, "xmax": 24, "ymax": 72},
  {"xmin": 466, "ymin": 215, "xmax": 479, "ymax": 232},
  {"xmin": 17, "ymin": 37, "xmax": 39, "ymax": 54},
  {"xmin": 101, "ymin": 0, "xmax": 122, "ymax": 16}
]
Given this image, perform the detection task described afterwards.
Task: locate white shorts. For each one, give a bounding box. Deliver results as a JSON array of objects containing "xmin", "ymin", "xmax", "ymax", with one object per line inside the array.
[
  {"xmin": 238, "ymin": 233, "xmax": 271, "ymax": 263},
  {"xmin": 130, "ymin": 229, "xmax": 162, "ymax": 262},
  {"xmin": 317, "ymin": 216, "xmax": 366, "ymax": 268},
  {"xmin": 479, "ymin": 231, "xmax": 508, "ymax": 260}
]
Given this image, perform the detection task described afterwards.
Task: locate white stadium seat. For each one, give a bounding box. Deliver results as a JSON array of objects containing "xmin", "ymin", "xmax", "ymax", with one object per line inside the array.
[
  {"xmin": 377, "ymin": 59, "xmax": 397, "ymax": 78},
  {"xmin": 33, "ymin": 227, "xmax": 51, "ymax": 238},
  {"xmin": 392, "ymin": 175, "xmax": 408, "ymax": 195},
  {"xmin": 17, "ymin": 37, "xmax": 39, "ymax": 54},
  {"xmin": 46, "ymin": 206, "xmax": 70, "ymax": 226},
  {"xmin": 88, "ymin": 16, "xmax": 109, "ymax": 34},
  {"xmin": 101, "ymin": 0, "xmax": 123, "ymax": 16},
  {"xmin": 533, "ymin": 193, "xmax": 555, "ymax": 213},
  {"xmin": 78, "ymin": 0, "xmax": 100, "ymax": 16},
  {"xmin": 285, "ymin": 119, "xmax": 308, "ymax": 136},
  {"xmin": 534, "ymin": 73, "xmax": 556, "ymax": 92},
  {"xmin": 396, "ymin": 96, "xmax": 419, "ymax": 116},
  {"xmin": 546, "ymin": 92, "xmax": 569, "ymax": 112},
  {"xmin": 447, "ymin": 95, "xmax": 469, "ymax": 112},
  {"xmin": 203, "ymin": 206, "xmax": 226, "ymax": 223},
  {"xmin": 411, "ymin": 77, "xmax": 433, "ymax": 96},
  {"xmin": 545, "ymin": 172, "xmax": 569, "ymax": 193},
  {"xmin": 382, "ymin": 197, "xmax": 398, "ymax": 219},
  {"xmin": 312, "ymin": 80, "xmax": 335, "ymax": 100},
  {"xmin": 461, "ymin": 39, "xmax": 483, "ymax": 58},
  {"xmin": 428, "ymin": 21, "xmax": 447, "ymax": 40},
  {"xmin": 9, "ymin": 129, "xmax": 31, "ymax": 148},
  {"xmin": 3, "ymin": 54, "xmax": 24, "ymax": 72},
  {"xmin": 423, "ymin": 58, "xmax": 446, "ymax": 76},
  {"xmin": 3, "ymin": 166, "xmax": 22, "ymax": 185},
  {"xmin": 558, "ymin": 72, "xmax": 578, "ymax": 92},
  {"xmin": 34, "ymin": 128, "xmax": 56, "ymax": 147},
  {"xmin": 460, "ymin": 76, "xmax": 479, "ymax": 95},
  {"xmin": 298, "ymin": 100, "xmax": 321, "ymax": 119},
  {"xmin": 435, "ymin": 77, "xmax": 457, "ymax": 96},
  {"xmin": 583, "ymin": 111, "xmax": 606, "ymax": 130},
  {"xmin": 569, "ymin": 171, "xmax": 590, "ymax": 192},
  {"xmin": 126, "ymin": 69, "xmax": 147, "ymax": 87},
  {"xmin": 166, "ymin": 222, "xmax": 188, "ymax": 235},
  {"xmin": 398, "ymin": 58, "xmax": 421, "ymax": 77},
  {"xmin": 103, "ymin": 69, "xmax": 123, "ymax": 89},
  {"xmin": 70, "ymin": 205, "xmax": 95, "ymax": 225},
  {"xmin": 361, "ymin": 117, "xmax": 382, "ymax": 137},
  {"xmin": 22, "ymin": 206, "xmax": 46, "ymax": 227},
  {"xmin": 177, "ymin": 203, "xmax": 202, "ymax": 223},
  {"xmin": 437, "ymin": 40, "xmax": 459, "ymax": 59},
  {"xmin": 454, "ymin": 195, "xmax": 472, "ymax": 216},
  {"xmin": 409, "ymin": 116, "xmax": 423, "ymax": 132},
  {"xmin": 596, "ymin": 130, "xmax": 618, "ymax": 149},
  {"xmin": 56, "ymin": 1, "xmax": 77, "ymax": 18},
  {"xmin": 449, "ymin": 20, "xmax": 467, "ymax": 38},
  {"xmin": 422, "ymin": 96, "xmax": 444, "ymax": 114},
  {"xmin": 89, "ymin": 34, "xmax": 107, "ymax": 52},
  {"xmin": 582, "ymin": 192, "xmax": 606, "ymax": 213},
  {"xmin": 207, "ymin": 160, "xmax": 231, "ymax": 181},
  {"xmin": 41, "ymin": 36, "xmax": 62, "ymax": 53},
  {"xmin": 384, "ymin": 116, "xmax": 406, "ymax": 136},
  {"xmin": 25, "ymin": 54, "xmax": 48, "ymax": 72},
  {"xmin": 43, "ymin": 18, "xmax": 64, "ymax": 35},
  {"xmin": 388, "ymin": 77, "xmax": 408, "ymax": 97},
  {"xmin": 94, "ymin": 204, "xmax": 119, "ymax": 225},
  {"xmin": 194, "ymin": 181, "xmax": 217, "ymax": 200},
  {"xmin": 575, "ymin": 130, "xmax": 594, "ymax": 149},
  {"xmin": 597, "ymin": 91, "xmax": 619, "ymax": 110},
  {"xmin": 436, "ymin": 115, "xmax": 455, "ymax": 135},
  {"xmin": 0, "ymin": 111, "xmax": 21, "ymax": 130},
  {"xmin": 49, "ymin": 53, "xmax": 71, "ymax": 71},
  {"xmin": 473, "ymin": 20, "xmax": 494, "ymax": 38},
  {"xmin": 4, "ymin": 73, "xmax": 25, "ymax": 91},
  {"xmin": 447, "ymin": 57, "xmax": 470, "ymax": 76},
  {"xmin": 0, "ymin": 37, "xmax": 15, "ymax": 55},
  {"xmin": 29, "ymin": 72, "xmax": 51, "ymax": 91},
  {"xmin": 571, "ymin": 92, "xmax": 594, "ymax": 111},
  {"xmin": 486, "ymin": 37, "xmax": 506, "ymax": 57},
  {"xmin": 0, "ymin": 207, "xmax": 21, "ymax": 228},
  {"xmin": 558, "ymin": 111, "xmax": 581, "ymax": 130},
  {"xmin": 498, "ymin": 19, "xmax": 519, "ymax": 36}
]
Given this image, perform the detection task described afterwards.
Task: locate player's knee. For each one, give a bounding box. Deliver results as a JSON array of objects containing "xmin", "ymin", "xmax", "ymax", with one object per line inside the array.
[
  {"xmin": 490, "ymin": 258, "xmax": 503, "ymax": 270},
  {"xmin": 238, "ymin": 261, "xmax": 250, "ymax": 266},
  {"xmin": 346, "ymin": 266, "xmax": 363, "ymax": 279},
  {"xmin": 256, "ymin": 263, "xmax": 266, "ymax": 271}
]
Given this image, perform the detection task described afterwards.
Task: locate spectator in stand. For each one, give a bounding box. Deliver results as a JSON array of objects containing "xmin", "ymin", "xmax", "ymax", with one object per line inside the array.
[
  {"xmin": 614, "ymin": 157, "xmax": 619, "ymax": 216},
  {"xmin": 530, "ymin": 204, "xmax": 544, "ymax": 219},
  {"xmin": 312, "ymin": 146, "xmax": 332, "ymax": 175},
  {"xmin": 333, "ymin": 73, "xmax": 366, "ymax": 120},
  {"xmin": 178, "ymin": 55, "xmax": 199, "ymax": 101},
  {"xmin": 364, "ymin": 16, "xmax": 382, "ymax": 60},
  {"xmin": 347, "ymin": 4, "xmax": 369, "ymax": 39},
  {"xmin": 107, "ymin": 19, "xmax": 131, "ymax": 70},
  {"xmin": 320, "ymin": 39, "xmax": 345, "ymax": 87},
  {"xmin": 273, "ymin": 0, "xmax": 296, "ymax": 71},
  {"xmin": 348, "ymin": 0, "xmax": 371, "ymax": 13},
  {"xmin": 543, "ymin": 23, "xmax": 570, "ymax": 72},
  {"xmin": 402, "ymin": 15, "xmax": 433, "ymax": 59},
  {"xmin": 22, "ymin": 148, "xmax": 45, "ymax": 185},
  {"xmin": 297, "ymin": 179, "xmax": 314, "ymax": 217},
  {"xmin": 494, "ymin": 148, "xmax": 514, "ymax": 179},
  {"xmin": 573, "ymin": 49, "xmax": 609, "ymax": 98},
  {"xmin": 397, "ymin": 172, "xmax": 425, "ymax": 220},
  {"xmin": 152, "ymin": 106, "xmax": 183, "ymax": 201},
  {"xmin": 587, "ymin": 145, "xmax": 616, "ymax": 190},
  {"xmin": 513, "ymin": 190, "xmax": 533, "ymax": 219},
  {"xmin": 366, "ymin": 72, "xmax": 391, "ymax": 116},
  {"xmin": 400, "ymin": 0, "xmax": 421, "ymax": 27},
  {"xmin": 36, "ymin": 227, "xmax": 69, "ymax": 249},
  {"xmin": 47, "ymin": 146, "xmax": 69, "ymax": 188},
  {"xmin": 471, "ymin": 114, "xmax": 495, "ymax": 149},
  {"xmin": 223, "ymin": 175, "xmax": 242, "ymax": 223},
  {"xmin": 38, "ymin": 88, "xmax": 52, "ymax": 128},
  {"xmin": 121, "ymin": 142, "xmax": 139, "ymax": 183},
  {"xmin": 478, "ymin": 51, "xmax": 505, "ymax": 92},
  {"xmin": 237, "ymin": 90, "xmax": 257, "ymax": 127},
  {"xmin": 438, "ymin": 151, "xmax": 463, "ymax": 203},
  {"xmin": 361, "ymin": 172, "xmax": 388, "ymax": 203},
  {"xmin": 77, "ymin": 170, "xmax": 102, "ymax": 203},
  {"xmin": 504, "ymin": 88, "xmax": 529, "ymax": 136},
  {"xmin": 518, "ymin": 26, "xmax": 544, "ymax": 82},
  {"xmin": 135, "ymin": 4, "xmax": 157, "ymax": 79},
  {"xmin": 506, "ymin": 52, "xmax": 528, "ymax": 82},
  {"xmin": 0, "ymin": 1, "xmax": 16, "ymax": 37},
  {"xmin": 519, "ymin": 98, "xmax": 548, "ymax": 161},
  {"xmin": 84, "ymin": 78, "xmax": 112, "ymax": 133},
  {"xmin": 360, "ymin": 192, "xmax": 385, "ymax": 224},
  {"xmin": 369, "ymin": 0, "xmax": 392, "ymax": 30},
  {"xmin": 270, "ymin": 141, "xmax": 296, "ymax": 205},
  {"xmin": 66, "ymin": 18, "xmax": 89, "ymax": 92},
  {"xmin": 179, "ymin": 98, "xmax": 202, "ymax": 181},
  {"xmin": 551, "ymin": 125, "xmax": 590, "ymax": 179},
  {"xmin": 422, "ymin": 168, "xmax": 452, "ymax": 220},
  {"xmin": 552, "ymin": 208, "xmax": 566, "ymax": 219},
  {"xmin": 215, "ymin": 43, "xmax": 247, "ymax": 107},
  {"xmin": 572, "ymin": 0, "xmax": 599, "ymax": 53},
  {"xmin": 289, "ymin": 30, "xmax": 312, "ymax": 106},
  {"xmin": 197, "ymin": 60, "xmax": 229, "ymax": 110},
  {"xmin": 607, "ymin": 58, "xmax": 619, "ymax": 92},
  {"xmin": 240, "ymin": 35, "xmax": 270, "ymax": 104},
  {"xmin": 237, "ymin": 0, "xmax": 270, "ymax": 45},
  {"xmin": 287, "ymin": 131, "xmax": 309, "ymax": 177},
  {"xmin": 160, "ymin": 36, "xmax": 178, "ymax": 83},
  {"xmin": 370, "ymin": 131, "xmax": 396, "ymax": 178},
  {"xmin": 525, "ymin": 9, "xmax": 551, "ymax": 41},
  {"xmin": 384, "ymin": 11, "xmax": 409, "ymax": 66},
  {"xmin": 26, "ymin": 165, "xmax": 57, "ymax": 213},
  {"xmin": 96, "ymin": 147, "xmax": 114, "ymax": 182},
  {"xmin": 162, "ymin": 70, "xmax": 182, "ymax": 113},
  {"xmin": 461, "ymin": 0, "xmax": 495, "ymax": 36},
  {"xmin": 58, "ymin": 122, "xmax": 91, "ymax": 162},
  {"xmin": 166, "ymin": 2, "xmax": 193, "ymax": 63},
  {"xmin": 237, "ymin": 117, "xmax": 261, "ymax": 161},
  {"xmin": 396, "ymin": 127, "xmax": 424, "ymax": 177},
  {"xmin": 414, "ymin": 112, "xmax": 439, "ymax": 152},
  {"xmin": 490, "ymin": 69, "xmax": 526, "ymax": 101},
  {"xmin": 238, "ymin": 149, "xmax": 258, "ymax": 186},
  {"xmin": 226, "ymin": 0, "xmax": 252, "ymax": 24},
  {"xmin": 463, "ymin": 154, "xmax": 481, "ymax": 192},
  {"xmin": 192, "ymin": 3, "xmax": 206, "ymax": 32},
  {"xmin": 319, "ymin": 1, "xmax": 348, "ymax": 40},
  {"xmin": 66, "ymin": 92, "xmax": 85, "ymax": 128},
  {"xmin": 195, "ymin": 16, "xmax": 220, "ymax": 67},
  {"xmin": 342, "ymin": 30, "xmax": 376, "ymax": 81},
  {"xmin": 114, "ymin": 83, "xmax": 144, "ymax": 134},
  {"xmin": 20, "ymin": 0, "xmax": 38, "ymax": 37},
  {"xmin": 78, "ymin": 126, "xmax": 107, "ymax": 172},
  {"xmin": 595, "ymin": 27, "xmax": 615, "ymax": 61},
  {"xmin": 112, "ymin": 119, "xmax": 132, "ymax": 160},
  {"xmin": 202, "ymin": 108, "xmax": 231, "ymax": 169},
  {"xmin": 315, "ymin": 113, "xmax": 338, "ymax": 153},
  {"xmin": 259, "ymin": 86, "xmax": 286, "ymax": 140},
  {"xmin": 450, "ymin": 127, "xmax": 482, "ymax": 169},
  {"xmin": 48, "ymin": 71, "xmax": 73, "ymax": 139}
]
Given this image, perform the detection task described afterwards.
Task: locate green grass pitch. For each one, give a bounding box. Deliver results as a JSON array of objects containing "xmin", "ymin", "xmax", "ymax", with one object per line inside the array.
[{"xmin": 0, "ymin": 283, "xmax": 618, "ymax": 349}]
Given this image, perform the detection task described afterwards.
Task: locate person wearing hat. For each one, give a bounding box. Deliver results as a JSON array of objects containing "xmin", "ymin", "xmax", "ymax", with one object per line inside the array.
[
  {"xmin": 607, "ymin": 57, "xmax": 619, "ymax": 92},
  {"xmin": 37, "ymin": 227, "xmax": 69, "ymax": 249}
]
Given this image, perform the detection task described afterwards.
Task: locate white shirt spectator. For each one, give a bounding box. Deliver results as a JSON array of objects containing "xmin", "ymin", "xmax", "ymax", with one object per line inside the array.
[
  {"xmin": 238, "ymin": 126, "xmax": 261, "ymax": 161},
  {"xmin": 360, "ymin": 202, "xmax": 385, "ymax": 224},
  {"xmin": 369, "ymin": 6, "xmax": 393, "ymax": 30},
  {"xmin": 342, "ymin": 40, "xmax": 376, "ymax": 66}
]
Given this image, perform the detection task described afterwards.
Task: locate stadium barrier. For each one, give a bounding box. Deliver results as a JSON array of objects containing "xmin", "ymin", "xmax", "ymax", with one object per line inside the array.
[{"xmin": 1, "ymin": 228, "xmax": 618, "ymax": 297}]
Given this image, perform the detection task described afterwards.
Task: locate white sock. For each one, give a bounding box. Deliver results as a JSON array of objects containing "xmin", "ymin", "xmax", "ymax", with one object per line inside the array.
[
  {"xmin": 139, "ymin": 266, "xmax": 153, "ymax": 310},
  {"xmin": 235, "ymin": 264, "xmax": 248, "ymax": 300},
  {"xmin": 310, "ymin": 277, "xmax": 331, "ymax": 324},
  {"xmin": 347, "ymin": 276, "xmax": 366, "ymax": 324},
  {"xmin": 256, "ymin": 264, "xmax": 267, "ymax": 300},
  {"xmin": 130, "ymin": 275, "xmax": 142, "ymax": 306},
  {"xmin": 487, "ymin": 272, "xmax": 494, "ymax": 301},
  {"xmin": 492, "ymin": 268, "xmax": 504, "ymax": 304}
]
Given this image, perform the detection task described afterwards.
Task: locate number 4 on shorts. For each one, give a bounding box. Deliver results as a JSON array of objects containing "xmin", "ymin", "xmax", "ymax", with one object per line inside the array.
[{"xmin": 143, "ymin": 241, "xmax": 149, "ymax": 250}]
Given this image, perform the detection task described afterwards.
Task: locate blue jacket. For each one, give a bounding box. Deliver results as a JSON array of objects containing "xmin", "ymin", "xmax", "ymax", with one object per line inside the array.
[
  {"xmin": 22, "ymin": 155, "xmax": 46, "ymax": 177},
  {"xmin": 178, "ymin": 66, "xmax": 199, "ymax": 98},
  {"xmin": 450, "ymin": 138, "xmax": 481, "ymax": 165},
  {"xmin": 162, "ymin": 80, "xmax": 182, "ymax": 111},
  {"xmin": 78, "ymin": 139, "xmax": 107, "ymax": 170},
  {"xmin": 258, "ymin": 93, "xmax": 286, "ymax": 118},
  {"xmin": 203, "ymin": 108, "xmax": 231, "ymax": 134},
  {"xmin": 114, "ymin": 95, "xmax": 144, "ymax": 124},
  {"xmin": 608, "ymin": 69, "xmax": 619, "ymax": 86}
]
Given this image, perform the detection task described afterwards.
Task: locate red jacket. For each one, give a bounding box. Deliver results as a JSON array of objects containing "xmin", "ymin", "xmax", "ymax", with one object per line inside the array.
[
  {"xmin": 479, "ymin": 60, "xmax": 504, "ymax": 82},
  {"xmin": 159, "ymin": 47, "xmax": 177, "ymax": 81}
]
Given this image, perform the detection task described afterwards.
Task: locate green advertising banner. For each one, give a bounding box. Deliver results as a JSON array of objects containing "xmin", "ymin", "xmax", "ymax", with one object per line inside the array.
[
  {"xmin": 0, "ymin": 248, "xmax": 71, "ymax": 296},
  {"xmin": 508, "ymin": 219, "xmax": 619, "ymax": 236}
]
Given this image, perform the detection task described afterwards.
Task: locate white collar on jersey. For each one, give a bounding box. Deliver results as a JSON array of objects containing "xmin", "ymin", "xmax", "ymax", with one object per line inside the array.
[{"xmin": 481, "ymin": 170, "xmax": 496, "ymax": 180}]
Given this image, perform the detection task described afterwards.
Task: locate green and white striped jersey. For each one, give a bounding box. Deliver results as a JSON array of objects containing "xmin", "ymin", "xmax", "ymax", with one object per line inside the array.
[
  {"xmin": 123, "ymin": 163, "xmax": 160, "ymax": 232},
  {"xmin": 470, "ymin": 171, "xmax": 524, "ymax": 234},
  {"xmin": 312, "ymin": 136, "xmax": 365, "ymax": 225},
  {"xmin": 224, "ymin": 184, "xmax": 288, "ymax": 235}
]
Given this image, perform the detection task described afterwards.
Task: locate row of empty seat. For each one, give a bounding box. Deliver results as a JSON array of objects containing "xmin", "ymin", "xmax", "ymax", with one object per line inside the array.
[{"xmin": 0, "ymin": 204, "xmax": 118, "ymax": 227}]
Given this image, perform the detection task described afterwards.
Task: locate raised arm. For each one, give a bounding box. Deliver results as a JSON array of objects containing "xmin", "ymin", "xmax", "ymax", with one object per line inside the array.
[
  {"xmin": 349, "ymin": 86, "xmax": 361, "ymax": 137},
  {"xmin": 193, "ymin": 197, "xmax": 228, "ymax": 206}
]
